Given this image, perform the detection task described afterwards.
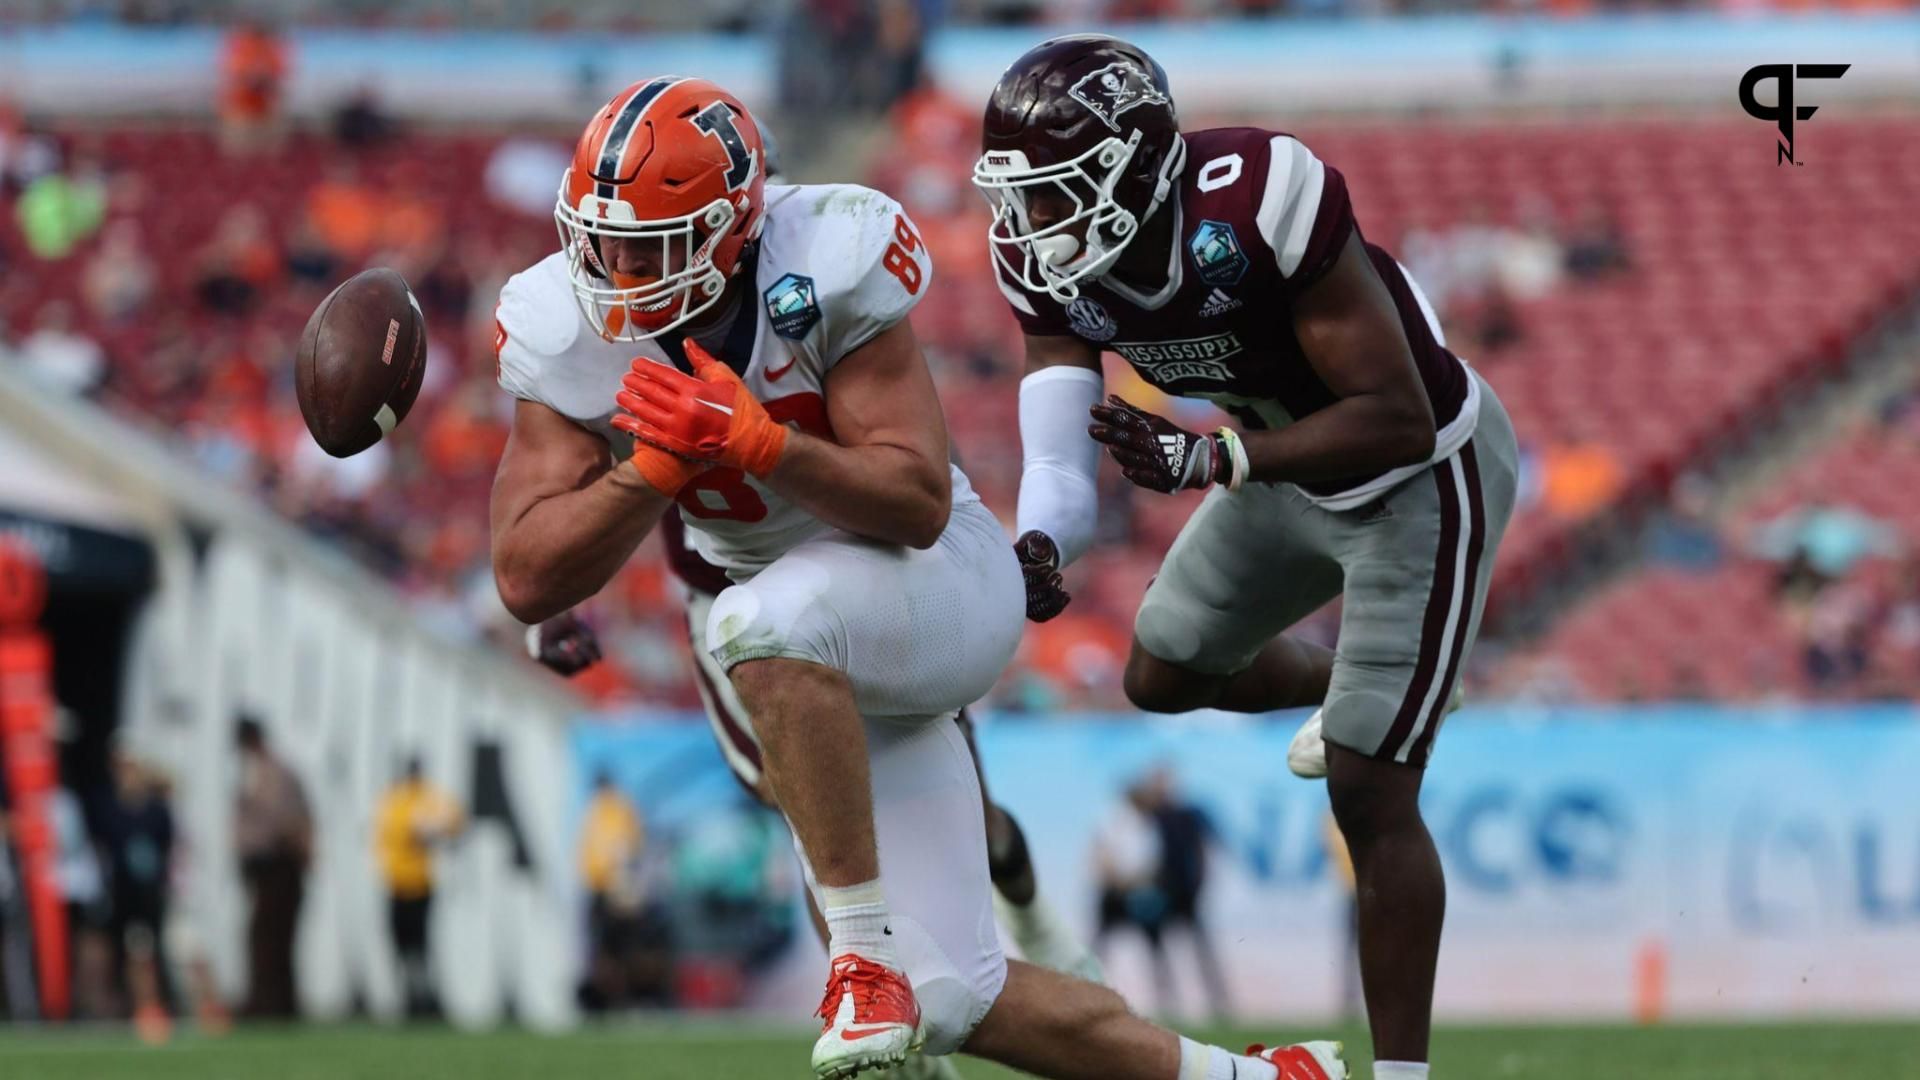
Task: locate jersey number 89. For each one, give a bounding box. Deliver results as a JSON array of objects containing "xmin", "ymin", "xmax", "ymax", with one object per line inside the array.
[{"xmin": 882, "ymin": 214, "xmax": 924, "ymax": 296}]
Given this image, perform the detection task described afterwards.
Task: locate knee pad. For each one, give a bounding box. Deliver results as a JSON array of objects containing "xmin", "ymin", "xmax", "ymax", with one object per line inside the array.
[
  {"xmin": 1131, "ymin": 587, "xmax": 1206, "ymax": 669},
  {"xmin": 890, "ymin": 913, "xmax": 1007, "ymax": 1056}
]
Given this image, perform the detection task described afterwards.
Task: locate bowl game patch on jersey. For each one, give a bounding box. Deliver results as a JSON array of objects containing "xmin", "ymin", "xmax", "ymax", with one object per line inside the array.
[{"xmin": 764, "ymin": 273, "xmax": 820, "ymax": 339}]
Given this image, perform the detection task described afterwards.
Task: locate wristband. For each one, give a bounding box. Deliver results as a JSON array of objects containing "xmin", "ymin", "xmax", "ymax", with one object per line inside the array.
[{"xmin": 1214, "ymin": 428, "xmax": 1249, "ymax": 492}]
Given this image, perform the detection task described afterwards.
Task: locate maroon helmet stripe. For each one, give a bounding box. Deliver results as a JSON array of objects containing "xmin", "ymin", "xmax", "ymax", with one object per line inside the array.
[
  {"xmin": 1410, "ymin": 443, "xmax": 1486, "ymax": 766},
  {"xmin": 1381, "ymin": 456, "xmax": 1463, "ymax": 761}
]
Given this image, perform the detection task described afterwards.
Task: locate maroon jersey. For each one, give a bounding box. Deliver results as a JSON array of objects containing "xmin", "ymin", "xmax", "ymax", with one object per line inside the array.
[
  {"xmin": 996, "ymin": 127, "xmax": 1473, "ymax": 503},
  {"xmin": 660, "ymin": 507, "xmax": 733, "ymax": 597}
]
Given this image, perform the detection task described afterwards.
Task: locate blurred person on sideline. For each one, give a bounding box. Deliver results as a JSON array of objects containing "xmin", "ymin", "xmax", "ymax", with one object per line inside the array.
[
  {"xmin": 219, "ymin": 19, "xmax": 289, "ymax": 155},
  {"xmin": 0, "ymin": 805, "xmax": 29, "ymax": 1020},
  {"xmin": 577, "ymin": 769, "xmax": 645, "ymax": 1011},
  {"xmin": 373, "ymin": 756, "xmax": 465, "ymax": 1019},
  {"xmin": 1143, "ymin": 768, "xmax": 1231, "ymax": 1021},
  {"xmin": 1090, "ymin": 775, "xmax": 1167, "ymax": 1006},
  {"xmin": 158, "ymin": 755, "xmax": 232, "ymax": 1036},
  {"xmin": 48, "ymin": 781, "xmax": 115, "ymax": 1020},
  {"xmin": 107, "ymin": 750, "xmax": 176, "ymax": 1044},
  {"xmin": 233, "ymin": 716, "xmax": 311, "ymax": 1020}
]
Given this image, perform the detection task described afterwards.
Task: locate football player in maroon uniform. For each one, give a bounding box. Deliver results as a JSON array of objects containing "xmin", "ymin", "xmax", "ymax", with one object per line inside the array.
[{"xmin": 977, "ymin": 35, "xmax": 1521, "ymax": 1080}]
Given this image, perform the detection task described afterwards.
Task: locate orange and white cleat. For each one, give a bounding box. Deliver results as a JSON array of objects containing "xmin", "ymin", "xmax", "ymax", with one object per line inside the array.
[
  {"xmin": 1247, "ymin": 1040, "xmax": 1349, "ymax": 1080},
  {"xmin": 811, "ymin": 954, "xmax": 923, "ymax": 1079}
]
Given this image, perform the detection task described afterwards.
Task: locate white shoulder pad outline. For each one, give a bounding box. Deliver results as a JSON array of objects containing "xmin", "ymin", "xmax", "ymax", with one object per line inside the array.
[
  {"xmin": 496, "ymin": 253, "xmax": 582, "ymax": 359},
  {"xmin": 1253, "ymin": 135, "xmax": 1327, "ymax": 279},
  {"xmin": 797, "ymin": 184, "xmax": 932, "ymax": 359}
]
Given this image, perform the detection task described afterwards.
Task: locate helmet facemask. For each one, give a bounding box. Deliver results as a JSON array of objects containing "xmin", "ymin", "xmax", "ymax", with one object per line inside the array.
[
  {"xmin": 555, "ymin": 182, "xmax": 742, "ymax": 342},
  {"xmin": 974, "ymin": 129, "xmax": 1184, "ymax": 303}
]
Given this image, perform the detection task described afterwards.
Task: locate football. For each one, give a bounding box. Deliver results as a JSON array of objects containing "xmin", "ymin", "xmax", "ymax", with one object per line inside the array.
[{"xmin": 295, "ymin": 267, "xmax": 428, "ymax": 458}]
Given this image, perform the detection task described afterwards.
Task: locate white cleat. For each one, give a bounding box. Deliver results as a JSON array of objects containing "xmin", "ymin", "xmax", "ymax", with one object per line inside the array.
[
  {"xmin": 1287, "ymin": 708, "xmax": 1329, "ymax": 779},
  {"xmin": 811, "ymin": 954, "xmax": 923, "ymax": 1079},
  {"xmin": 1249, "ymin": 1040, "xmax": 1348, "ymax": 1079}
]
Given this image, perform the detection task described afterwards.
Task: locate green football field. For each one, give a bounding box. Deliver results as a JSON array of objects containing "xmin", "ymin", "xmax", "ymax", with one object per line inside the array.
[{"xmin": 2, "ymin": 1019, "xmax": 1917, "ymax": 1079}]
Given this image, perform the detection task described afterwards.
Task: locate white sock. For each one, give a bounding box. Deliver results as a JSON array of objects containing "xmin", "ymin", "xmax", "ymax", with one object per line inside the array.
[
  {"xmin": 820, "ymin": 879, "xmax": 899, "ymax": 968},
  {"xmin": 1178, "ymin": 1037, "xmax": 1277, "ymax": 1080},
  {"xmin": 1375, "ymin": 1063, "xmax": 1429, "ymax": 1079}
]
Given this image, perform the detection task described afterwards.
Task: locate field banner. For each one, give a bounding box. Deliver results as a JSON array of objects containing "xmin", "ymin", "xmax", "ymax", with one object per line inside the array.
[{"xmin": 581, "ymin": 706, "xmax": 1920, "ymax": 1022}]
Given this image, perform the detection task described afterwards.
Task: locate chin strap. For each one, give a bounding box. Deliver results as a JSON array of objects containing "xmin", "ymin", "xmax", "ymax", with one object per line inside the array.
[{"xmin": 1144, "ymin": 134, "xmax": 1187, "ymax": 224}]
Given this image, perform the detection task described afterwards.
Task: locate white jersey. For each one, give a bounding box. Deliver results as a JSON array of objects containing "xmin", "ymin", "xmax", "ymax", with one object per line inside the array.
[{"xmin": 496, "ymin": 182, "xmax": 964, "ymax": 575}]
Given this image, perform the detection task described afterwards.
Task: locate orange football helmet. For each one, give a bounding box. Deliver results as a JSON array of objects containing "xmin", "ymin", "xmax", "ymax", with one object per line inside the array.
[{"xmin": 556, "ymin": 77, "xmax": 768, "ymax": 342}]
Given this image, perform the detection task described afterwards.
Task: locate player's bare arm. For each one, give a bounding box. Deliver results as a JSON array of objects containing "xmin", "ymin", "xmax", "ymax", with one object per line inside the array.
[
  {"xmin": 765, "ymin": 318, "xmax": 954, "ymax": 549},
  {"xmin": 489, "ymin": 398, "xmax": 673, "ymax": 623},
  {"xmin": 1022, "ymin": 331, "xmax": 1101, "ymax": 375},
  {"xmin": 1242, "ymin": 230, "xmax": 1437, "ymax": 483}
]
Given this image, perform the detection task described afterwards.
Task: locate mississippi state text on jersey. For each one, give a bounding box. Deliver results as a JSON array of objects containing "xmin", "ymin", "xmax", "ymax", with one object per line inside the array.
[{"xmin": 994, "ymin": 127, "xmax": 1477, "ymax": 508}]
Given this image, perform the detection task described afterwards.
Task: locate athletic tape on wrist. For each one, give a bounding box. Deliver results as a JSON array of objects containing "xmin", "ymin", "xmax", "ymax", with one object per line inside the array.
[{"xmin": 1214, "ymin": 428, "xmax": 1249, "ymax": 492}]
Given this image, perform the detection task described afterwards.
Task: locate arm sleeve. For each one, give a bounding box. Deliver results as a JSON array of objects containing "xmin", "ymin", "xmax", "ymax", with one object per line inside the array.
[
  {"xmin": 1254, "ymin": 134, "xmax": 1355, "ymax": 292},
  {"xmin": 1016, "ymin": 364, "xmax": 1105, "ymax": 566}
]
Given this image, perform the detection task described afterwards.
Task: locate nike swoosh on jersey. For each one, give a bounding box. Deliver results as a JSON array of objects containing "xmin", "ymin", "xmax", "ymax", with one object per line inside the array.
[{"xmin": 766, "ymin": 354, "xmax": 798, "ymax": 381}]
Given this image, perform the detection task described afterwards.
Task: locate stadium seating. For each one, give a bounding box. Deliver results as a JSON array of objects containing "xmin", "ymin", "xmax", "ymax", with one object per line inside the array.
[
  {"xmin": 6, "ymin": 113, "xmax": 1917, "ymax": 706},
  {"xmin": 1505, "ymin": 414, "xmax": 1920, "ymax": 701}
]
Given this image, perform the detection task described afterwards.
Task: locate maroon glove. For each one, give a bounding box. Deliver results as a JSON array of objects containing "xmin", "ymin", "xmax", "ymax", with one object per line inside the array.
[
  {"xmin": 526, "ymin": 611, "xmax": 603, "ymax": 676},
  {"xmin": 1014, "ymin": 530, "xmax": 1071, "ymax": 623},
  {"xmin": 1088, "ymin": 395, "xmax": 1223, "ymax": 494}
]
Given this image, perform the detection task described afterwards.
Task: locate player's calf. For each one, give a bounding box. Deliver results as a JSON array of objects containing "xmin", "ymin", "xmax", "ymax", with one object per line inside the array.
[{"xmin": 963, "ymin": 960, "xmax": 1342, "ymax": 1080}]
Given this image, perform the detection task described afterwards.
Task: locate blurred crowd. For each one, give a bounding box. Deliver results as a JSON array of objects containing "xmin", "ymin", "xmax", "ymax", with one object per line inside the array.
[
  {"xmin": 1491, "ymin": 384, "xmax": 1920, "ymax": 703},
  {"xmin": 4, "ymin": 0, "xmax": 1913, "ymax": 33},
  {"xmin": 4, "ymin": 36, "xmax": 1919, "ymax": 709}
]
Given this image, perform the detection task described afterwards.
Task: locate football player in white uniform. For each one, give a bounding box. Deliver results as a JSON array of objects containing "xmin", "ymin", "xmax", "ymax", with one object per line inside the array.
[{"xmin": 491, "ymin": 77, "xmax": 1343, "ymax": 1080}]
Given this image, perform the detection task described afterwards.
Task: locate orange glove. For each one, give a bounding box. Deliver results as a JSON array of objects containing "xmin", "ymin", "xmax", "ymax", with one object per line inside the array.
[
  {"xmin": 612, "ymin": 340, "xmax": 789, "ymax": 478},
  {"xmin": 628, "ymin": 441, "xmax": 706, "ymax": 498}
]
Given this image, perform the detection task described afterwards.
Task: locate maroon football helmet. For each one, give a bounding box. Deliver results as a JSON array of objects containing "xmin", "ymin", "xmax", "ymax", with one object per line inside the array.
[{"xmin": 972, "ymin": 34, "xmax": 1186, "ymax": 301}]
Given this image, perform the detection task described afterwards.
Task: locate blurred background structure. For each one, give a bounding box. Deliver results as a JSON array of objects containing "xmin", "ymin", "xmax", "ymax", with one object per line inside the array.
[{"xmin": 1, "ymin": 0, "xmax": 1918, "ymax": 1067}]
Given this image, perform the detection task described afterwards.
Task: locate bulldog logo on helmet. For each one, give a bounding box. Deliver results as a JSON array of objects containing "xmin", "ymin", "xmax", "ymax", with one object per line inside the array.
[{"xmin": 1067, "ymin": 62, "xmax": 1169, "ymax": 133}]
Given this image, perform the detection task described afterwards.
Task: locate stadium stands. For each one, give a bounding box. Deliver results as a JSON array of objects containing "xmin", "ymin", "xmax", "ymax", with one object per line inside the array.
[{"xmin": 4, "ymin": 110, "xmax": 1917, "ymax": 706}]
